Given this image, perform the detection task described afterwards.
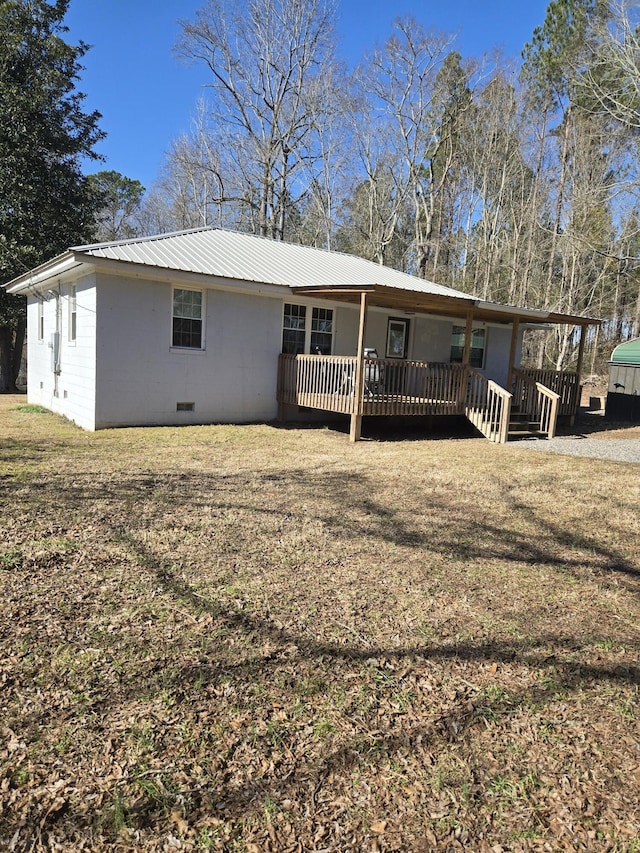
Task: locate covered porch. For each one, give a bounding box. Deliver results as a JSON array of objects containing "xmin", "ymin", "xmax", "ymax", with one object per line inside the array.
[{"xmin": 276, "ymin": 285, "xmax": 598, "ymax": 443}]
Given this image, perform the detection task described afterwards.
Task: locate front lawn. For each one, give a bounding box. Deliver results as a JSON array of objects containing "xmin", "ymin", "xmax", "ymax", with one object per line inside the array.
[{"xmin": 1, "ymin": 397, "xmax": 638, "ymax": 851}]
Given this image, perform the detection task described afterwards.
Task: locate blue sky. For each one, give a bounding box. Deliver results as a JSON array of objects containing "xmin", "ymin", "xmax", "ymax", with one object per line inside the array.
[{"xmin": 64, "ymin": 0, "xmax": 551, "ymax": 190}]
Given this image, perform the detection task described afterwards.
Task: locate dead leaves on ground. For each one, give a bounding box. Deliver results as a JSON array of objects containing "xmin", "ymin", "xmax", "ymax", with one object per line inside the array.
[{"xmin": 1, "ymin": 400, "xmax": 639, "ymax": 851}]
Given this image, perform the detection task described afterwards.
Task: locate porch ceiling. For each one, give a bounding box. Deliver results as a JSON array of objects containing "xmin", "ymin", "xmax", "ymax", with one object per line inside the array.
[{"xmin": 292, "ymin": 284, "xmax": 601, "ymax": 327}]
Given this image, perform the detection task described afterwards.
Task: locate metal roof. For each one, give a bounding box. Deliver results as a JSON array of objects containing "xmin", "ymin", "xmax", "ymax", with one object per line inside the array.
[
  {"xmin": 4, "ymin": 226, "xmax": 600, "ymax": 326},
  {"xmin": 611, "ymin": 337, "xmax": 640, "ymax": 365},
  {"xmin": 69, "ymin": 227, "xmax": 470, "ymax": 300}
]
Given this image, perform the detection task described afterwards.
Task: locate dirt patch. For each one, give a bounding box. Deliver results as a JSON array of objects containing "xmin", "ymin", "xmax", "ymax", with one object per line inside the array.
[{"xmin": 1, "ymin": 396, "xmax": 639, "ymax": 852}]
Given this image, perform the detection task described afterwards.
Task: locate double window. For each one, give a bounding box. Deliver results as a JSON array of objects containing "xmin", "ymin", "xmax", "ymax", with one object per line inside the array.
[
  {"xmin": 282, "ymin": 303, "xmax": 333, "ymax": 355},
  {"xmin": 450, "ymin": 325, "xmax": 486, "ymax": 368},
  {"xmin": 172, "ymin": 288, "xmax": 204, "ymax": 349}
]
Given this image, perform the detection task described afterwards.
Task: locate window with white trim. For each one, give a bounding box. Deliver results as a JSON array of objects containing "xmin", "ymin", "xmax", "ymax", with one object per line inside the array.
[
  {"xmin": 310, "ymin": 307, "xmax": 333, "ymax": 355},
  {"xmin": 282, "ymin": 303, "xmax": 333, "ymax": 354},
  {"xmin": 172, "ymin": 288, "xmax": 204, "ymax": 349},
  {"xmin": 450, "ymin": 325, "xmax": 486, "ymax": 368},
  {"xmin": 37, "ymin": 300, "xmax": 44, "ymax": 341},
  {"xmin": 282, "ymin": 303, "xmax": 306, "ymax": 354},
  {"xmin": 68, "ymin": 285, "xmax": 77, "ymax": 342}
]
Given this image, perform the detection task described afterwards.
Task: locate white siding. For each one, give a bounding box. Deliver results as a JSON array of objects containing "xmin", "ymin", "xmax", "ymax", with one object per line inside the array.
[
  {"xmin": 24, "ymin": 270, "xmax": 524, "ymax": 432},
  {"xmin": 26, "ymin": 278, "xmax": 97, "ymax": 430},
  {"xmin": 26, "ymin": 296, "xmax": 51, "ymax": 406},
  {"xmin": 412, "ymin": 316, "xmax": 452, "ymax": 362},
  {"xmin": 484, "ymin": 325, "xmax": 522, "ymax": 387},
  {"xmin": 94, "ymin": 273, "xmax": 283, "ymax": 428},
  {"xmin": 333, "ymin": 306, "xmax": 359, "ymax": 355}
]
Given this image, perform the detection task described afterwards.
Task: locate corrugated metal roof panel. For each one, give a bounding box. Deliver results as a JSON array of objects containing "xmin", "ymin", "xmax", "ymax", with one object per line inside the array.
[
  {"xmin": 611, "ymin": 337, "xmax": 640, "ymax": 365},
  {"xmin": 73, "ymin": 227, "xmax": 472, "ymax": 301}
]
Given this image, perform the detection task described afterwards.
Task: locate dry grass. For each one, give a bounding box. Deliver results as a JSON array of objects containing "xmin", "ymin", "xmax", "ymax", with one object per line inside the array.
[{"xmin": 1, "ymin": 396, "xmax": 639, "ymax": 852}]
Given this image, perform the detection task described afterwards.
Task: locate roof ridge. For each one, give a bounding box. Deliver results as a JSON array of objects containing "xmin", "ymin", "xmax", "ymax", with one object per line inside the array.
[
  {"xmin": 72, "ymin": 226, "xmax": 217, "ymax": 252},
  {"xmin": 73, "ymin": 227, "xmax": 435, "ymax": 286}
]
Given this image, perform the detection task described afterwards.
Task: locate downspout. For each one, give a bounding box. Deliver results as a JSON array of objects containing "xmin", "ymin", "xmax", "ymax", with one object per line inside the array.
[{"xmin": 48, "ymin": 287, "xmax": 62, "ymax": 397}]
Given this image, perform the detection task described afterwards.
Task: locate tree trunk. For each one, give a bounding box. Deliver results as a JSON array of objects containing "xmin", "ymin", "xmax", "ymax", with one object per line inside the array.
[
  {"xmin": 0, "ymin": 325, "xmax": 18, "ymax": 393},
  {"xmin": 12, "ymin": 318, "xmax": 26, "ymax": 386}
]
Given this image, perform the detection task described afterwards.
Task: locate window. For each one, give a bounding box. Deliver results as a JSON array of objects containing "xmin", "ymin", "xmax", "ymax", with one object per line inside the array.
[
  {"xmin": 172, "ymin": 288, "xmax": 203, "ymax": 349},
  {"xmin": 37, "ymin": 300, "xmax": 44, "ymax": 341},
  {"xmin": 282, "ymin": 303, "xmax": 306, "ymax": 354},
  {"xmin": 450, "ymin": 325, "xmax": 486, "ymax": 368},
  {"xmin": 282, "ymin": 304, "xmax": 334, "ymax": 355},
  {"xmin": 310, "ymin": 307, "xmax": 333, "ymax": 354},
  {"xmin": 68, "ymin": 286, "xmax": 77, "ymax": 342},
  {"xmin": 386, "ymin": 317, "xmax": 409, "ymax": 359}
]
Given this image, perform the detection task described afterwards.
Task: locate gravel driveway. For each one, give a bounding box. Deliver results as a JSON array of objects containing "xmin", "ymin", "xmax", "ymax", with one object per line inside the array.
[{"xmin": 517, "ymin": 434, "xmax": 640, "ymax": 463}]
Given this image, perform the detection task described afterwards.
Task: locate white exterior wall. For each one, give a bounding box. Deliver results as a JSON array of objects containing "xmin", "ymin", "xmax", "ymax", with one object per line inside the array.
[
  {"xmin": 323, "ymin": 304, "xmax": 522, "ymax": 382},
  {"xmin": 24, "ymin": 268, "xmax": 525, "ymax": 431},
  {"xmin": 26, "ymin": 277, "xmax": 97, "ymax": 430},
  {"xmin": 333, "ymin": 306, "xmax": 359, "ymax": 355},
  {"xmin": 412, "ymin": 316, "xmax": 453, "ymax": 362},
  {"xmin": 94, "ymin": 273, "xmax": 282, "ymax": 428},
  {"xmin": 483, "ymin": 325, "xmax": 522, "ymax": 387}
]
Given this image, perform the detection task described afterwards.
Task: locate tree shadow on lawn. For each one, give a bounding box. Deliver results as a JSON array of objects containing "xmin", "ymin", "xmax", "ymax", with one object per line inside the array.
[
  {"xmin": 5, "ymin": 464, "xmax": 640, "ymax": 845},
  {"xmin": 92, "ymin": 534, "xmax": 639, "ymax": 834},
  {"xmin": 7, "ymin": 462, "xmax": 637, "ymax": 592}
]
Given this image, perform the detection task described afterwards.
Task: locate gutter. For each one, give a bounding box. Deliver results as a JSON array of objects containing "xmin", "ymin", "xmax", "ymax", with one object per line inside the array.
[{"xmin": 4, "ymin": 252, "xmax": 81, "ymax": 294}]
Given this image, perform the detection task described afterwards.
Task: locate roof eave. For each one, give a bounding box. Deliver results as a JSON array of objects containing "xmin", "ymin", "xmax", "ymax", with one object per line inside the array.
[
  {"xmin": 4, "ymin": 251, "xmax": 82, "ymax": 294},
  {"xmin": 293, "ymin": 286, "xmax": 602, "ymax": 326}
]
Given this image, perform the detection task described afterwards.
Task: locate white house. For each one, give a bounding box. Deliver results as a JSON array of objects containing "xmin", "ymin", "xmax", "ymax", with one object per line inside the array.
[{"xmin": 4, "ymin": 227, "xmax": 599, "ymax": 441}]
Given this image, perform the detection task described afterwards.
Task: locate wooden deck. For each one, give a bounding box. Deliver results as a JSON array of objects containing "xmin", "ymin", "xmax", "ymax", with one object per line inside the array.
[
  {"xmin": 277, "ymin": 354, "xmax": 580, "ymax": 443},
  {"xmin": 277, "ymin": 356, "xmax": 467, "ymax": 417}
]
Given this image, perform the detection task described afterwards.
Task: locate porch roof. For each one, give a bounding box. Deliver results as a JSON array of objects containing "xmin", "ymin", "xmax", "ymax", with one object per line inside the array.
[{"xmin": 292, "ymin": 283, "xmax": 601, "ymax": 327}]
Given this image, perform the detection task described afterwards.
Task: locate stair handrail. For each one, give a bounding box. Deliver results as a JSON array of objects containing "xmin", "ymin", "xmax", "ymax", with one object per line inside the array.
[
  {"xmin": 512, "ymin": 369, "xmax": 560, "ymax": 438},
  {"xmin": 465, "ymin": 366, "xmax": 512, "ymax": 444}
]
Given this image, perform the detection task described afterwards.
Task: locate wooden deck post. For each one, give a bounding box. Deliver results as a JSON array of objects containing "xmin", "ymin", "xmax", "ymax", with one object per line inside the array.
[
  {"xmin": 276, "ymin": 353, "xmax": 285, "ymax": 422},
  {"xmin": 575, "ymin": 325, "xmax": 587, "ymax": 377},
  {"xmin": 506, "ymin": 317, "xmax": 519, "ymax": 392},
  {"xmin": 349, "ymin": 291, "xmax": 368, "ymax": 442},
  {"xmin": 462, "ymin": 311, "xmax": 474, "ymax": 366},
  {"xmin": 571, "ymin": 324, "xmax": 587, "ymax": 425}
]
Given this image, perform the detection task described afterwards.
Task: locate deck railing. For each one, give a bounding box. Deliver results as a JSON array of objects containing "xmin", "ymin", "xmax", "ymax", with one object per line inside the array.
[
  {"xmin": 277, "ymin": 354, "xmax": 357, "ymax": 414},
  {"xmin": 517, "ymin": 368, "xmax": 580, "ymax": 417},
  {"xmin": 464, "ymin": 366, "xmax": 512, "ymax": 443},
  {"xmin": 362, "ymin": 359, "xmax": 467, "ymax": 416},
  {"xmin": 277, "ymin": 354, "xmax": 467, "ymax": 417},
  {"xmin": 512, "ymin": 369, "xmax": 560, "ymax": 438},
  {"xmin": 277, "ymin": 355, "xmax": 572, "ymax": 444}
]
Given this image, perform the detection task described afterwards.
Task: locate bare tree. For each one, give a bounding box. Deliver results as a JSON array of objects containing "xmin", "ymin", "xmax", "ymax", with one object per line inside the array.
[
  {"xmin": 177, "ymin": 0, "xmax": 337, "ymax": 241},
  {"xmin": 359, "ymin": 19, "xmax": 458, "ymax": 278},
  {"xmin": 579, "ymin": 0, "xmax": 640, "ymax": 130},
  {"xmin": 338, "ymin": 96, "xmax": 408, "ymax": 264}
]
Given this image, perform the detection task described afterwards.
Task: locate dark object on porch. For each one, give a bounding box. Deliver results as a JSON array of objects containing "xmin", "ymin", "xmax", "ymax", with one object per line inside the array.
[{"xmin": 364, "ymin": 348, "xmax": 383, "ymax": 396}]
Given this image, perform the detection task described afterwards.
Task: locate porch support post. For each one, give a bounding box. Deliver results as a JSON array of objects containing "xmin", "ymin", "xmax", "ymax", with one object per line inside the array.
[
  {"xmin": 349, "ymin": 291, "xmax": 368, "ymax": 442},
  {"xmin": 575, "ymin": 324, "xmax": 587, "ymax": 378},
  {"xmin": 462, "ymin": 311, "xmax": 474, "ymax": 365},
  {"xmin": 571, "ymin": 324, "xmax": 587, "ymax": 424},
  {"xmin": 457, "ymin": 311, "xmax": 475, "ymax": 411},
  {"xmin": 506, "ymin": 317, "xmax": 520, "ymax": 391}
]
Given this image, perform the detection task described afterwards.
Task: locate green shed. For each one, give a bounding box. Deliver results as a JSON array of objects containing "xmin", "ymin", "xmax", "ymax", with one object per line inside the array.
[
  {"xmin": 606, "ymin": 337, "xmax": 640, "ymax": 421},
  {"xmin": 612, "ymin": 338, "xmax": 640, "ymax": 366}
]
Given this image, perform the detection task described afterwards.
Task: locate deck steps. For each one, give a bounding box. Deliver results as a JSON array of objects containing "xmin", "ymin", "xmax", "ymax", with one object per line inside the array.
[{"xmin": 506, "ymin": 409, "xmax": 545, "ymax": 440}]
